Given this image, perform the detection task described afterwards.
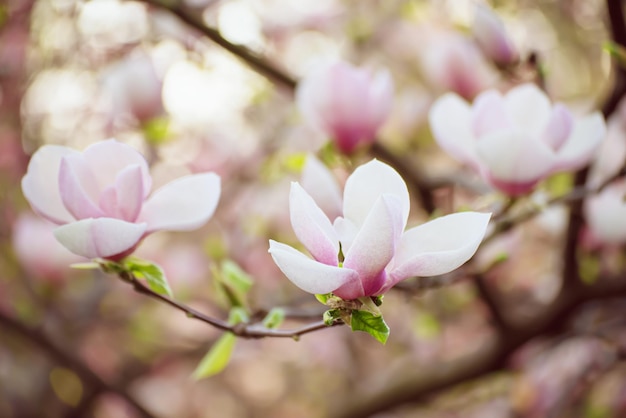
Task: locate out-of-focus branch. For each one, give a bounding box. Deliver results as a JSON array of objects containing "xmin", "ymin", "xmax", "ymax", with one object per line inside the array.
[
  {"xmin": 145, "ymin": 0, "xmax": 296, "ymax": 90},
  {"xmin": 0, "ymin": 311, "xmax": 154, "ymax": 418},
  {"xmin": 472, "ymin": 274, "xmax": 509, "ymax": 331},
  {"xmin": 333, "ymin": 275, "xmax": 626, "ymax": 418},
  {"xmin": 120, "ymin": 271, "xmax": 342, "ymax": 339}
]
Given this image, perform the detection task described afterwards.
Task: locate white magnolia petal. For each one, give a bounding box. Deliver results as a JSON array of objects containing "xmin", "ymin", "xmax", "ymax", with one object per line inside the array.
[
  {"xmin": 587, "ymin": 118, "xmax": 626, "ymax": 188},
  {"xmin": 54, "ymin": 218, "xmax": 147, "ymax": 259},
  {"xmin": 387, "ymin": 212, "xmax": 491, "ymax": 287},
  {"xmin": 343, "ymin": 159, "xmax": 409, "ymax": 228},
  {"xmin": 268, "ymin": 240, "xmax": 358, "ymax": 295},
  {"xmin": 59, "ymin": 156, "xmax": 105, "ymax": 220},
  {"xmin": 504, "ymin": 84, "xmax": 551, "ymax": 136},
  {"xmin": 471, "ymin": 90, "xmax": 511, "ymax": 137},
  {"xmin": 82, "ymin": 139, "xmax": 152, "ymax": 198},
  {"xmin": 367, "ymin": 69, "xmax": 395, "ymax": 126},
  {"xmin": 476, "ymin": 131, "xmax": 556, "ymax": 182},
  {"xmin": 113, "ymin": 164, "xmax": 145, "ymax": 221},
  {"xmin": 344, "ymin": 195, "xmax": 404, "ymax": 295},
  {"xmin": 584, "ymin": 181, "xmax": 626, "ymax": 244},
  {"xmin": 553, "ymin": 112, "xmax": 606, "ymax": 172},
  {"xmin": 21, "ymin": 145, "xmax": 78, "ymax": 224},
  {"xmin": 301, "ymin": 155, "xmax": 343, "ymax": 221},
  {"xmin": 289, "ymin": 182, "xmax": 339, "ymax": 265},
  {"xmin": 428, "ymin": 93, "xmax": 479, "ymax": 165},
  {"xmin": 139, "ymin": 173, "xmax": 220, "ymax": 233}
]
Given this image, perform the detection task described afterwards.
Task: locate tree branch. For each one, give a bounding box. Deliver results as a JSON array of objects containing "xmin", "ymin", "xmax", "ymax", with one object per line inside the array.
[
  {"xmin": 120, "ymin": 271, "xmax": 342, "ymax": 339},
  {"xmin": 0, "ymin": 311, "xmax": 154, "ymax": 418}
]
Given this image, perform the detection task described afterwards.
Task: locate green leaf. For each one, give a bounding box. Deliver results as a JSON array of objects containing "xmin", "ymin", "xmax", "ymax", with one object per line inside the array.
[
  {"xmin": 323, "ymin": 309, "xmax": 341, "ymax": 326},
  {"xmin": 219, "ymin": 260, "xmax": 253, "ymax": 307},
  {"xmin": 125, "ymin": 259, "xmax": 173, "ymax": 298},
  {"xmin": 262, "ymin": 308, "xmax": 285, "ymax": 329},
  {"xmin": 350, "ymin": 310, "xmax": 390, "ymax": 344},
  {"xmin": 228, "ymin": 307, "xmax": 249, "ymax": 325},
  {"xmin": 191, "ymin": 333, "xmax": 237, "ymax": 379},
  {"xmin": 315, "ymin": 293, "xmax": 331, "ymax": 304}
]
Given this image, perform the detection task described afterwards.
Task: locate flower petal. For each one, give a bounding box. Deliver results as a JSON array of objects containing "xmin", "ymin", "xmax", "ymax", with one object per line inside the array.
[
  {"xmin": 584, "ymin": 181, "xmax": 626, "ymax": 244},
  {"xmin": 476, "ymin": 131, "xmax": 556, "ymax": 183},
  {"xmin": 471, "ymin": 90, "xmax": 511, "ymax": 137},
  {"xmin": 139, "ymin": 173, "xmax": 220, "ymax": 233},
  {"xmin": 429, "ymin": 93, "xmax": 479, "ymax": 165},
  {"xmin": 343, "ymin": 195, "xmax": 404, "ymax": 296},
  {"xmin": 54, "ymin": 218, "xmax": 147, "ymax": 259},
  {"xmin": 59, "ymin": 155, "xmax": 105, "ymax": 220},
  {"xmin": 82, "ymin": 139, "xmax": 152, "ymax": 198},
  {"xmin": 301, "ymin": 155, "xmax": 343, "ymax": 221},
  {"xmin": 553, "ymin": 112, "xmax": 606, "ymax": 172},
  {"xmin": 542, "ymin": 104, "xmax": 574, "ymax": 151},
  {"xmin": 343, "ymin": 159, "xmax": 409, "ymax": 228},
  {"xmin": 504, "ymin": 84, "xmax": 551, "ymax": 136},
  {"xmin": 21, "ymin": 145, "xmax": 78, "ymax": 224},
  {"xmin": 114, "ymin": 164, "xmax": 145, "ymax": 221},
  {"xmin": 268, "ymin": 240, "xmax": 359, "ymax": 295},
  {"xmin": 385, "ymin": 212, "xmax": 491, "ymax": 289},
  {"xmin": 289, "ymin": 182, "xmax": 339, "ymax": 265}
]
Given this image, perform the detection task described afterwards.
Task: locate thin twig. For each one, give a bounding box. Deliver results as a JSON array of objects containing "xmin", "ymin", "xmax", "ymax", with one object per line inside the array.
[{"xmin": 120, "ymin": 272, "xmax": 342, "ymax": 339}]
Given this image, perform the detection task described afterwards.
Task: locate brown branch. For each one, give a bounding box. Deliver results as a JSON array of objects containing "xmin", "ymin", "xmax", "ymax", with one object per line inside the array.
[
  {"xmin": 0, "ymin": 311, "xmax": 154, "ymax": 418},
  {"xmin": 332, "ymin": 275, "xmax": 626, "ymax": 418},
  {"xmin": 120, "ymin": 271, "xmax": 342, "ymax": 339},
  {"xmin": 144, "ymin": 0, "xmax": 296, "ymax": 90},
  {"xmin": 472, "ymin": 274, "xmax": 509, "ymax": 332}
]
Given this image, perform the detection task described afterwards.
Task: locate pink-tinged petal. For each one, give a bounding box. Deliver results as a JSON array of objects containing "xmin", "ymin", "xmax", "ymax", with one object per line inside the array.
[
  {"xmin": 471, "ymin": 90, "xmax": 511, "ymax": 138},
  {"xmin": 333, "ymin": 274, "xmax": 368, "ymax": 300},
  {"xmin": 472, "ymin": 4, "xmax": 518, "ymax": 65},
  {"xmin": 504, "ymin": 84, "xmax": 551, "ymax": 136},
  {"xmin": 587, "ymin": 118, "xmax": 626, "ymax": 188},
  {"xmin": 139, "ymin": 173, "xmax": 220, "ymax": 233},
  {"xmin": 21, "ymin": 145, "xmax": 78, "ymax": 224},
  {"xmin": 542, "ymin": 104, "xmax": 574, "ymax": 151},
  {"xmin": 113, "ymin": 164, "xmax": 144, "ymax": 221},
  {"xmin": 59, "ymin": 155, "xmax": 105, "ymax": 220},
  {"xmin": 53, "ymin": 218, "xmax": 147, "ymax": 259},
  {"xmin": 333, "ymin": 217, "xmax": 359, "ymax": 254},
  {"xmin": 82, "ymin": 139, "xmax": 152, "ymax": 198},
  {"xmin": 344, "ymin": 195, "xmax": 404, "ymax": 296},
  {"xmin": 476, "ymin": 131, "xmax": 556, "ymax": 183},
  {"xmin": 552, "ymin": 112, "xmax": 606, "ymax": 172},
  {"xmin": 343, "ymin": 159, "xmax": 409, "ymax": 228},
  {"xmin": 296, "ymin": 62, "xmax": 335, "ymax": 134},
  {"xmin": 385, "ymin": 212, "xmax": 491, "ymax": 290},
  {"xmin": 301, "ymin": 155, "xmax": 343, "ymax": 221},
  {"xmin": 367, "ymin": 69, "xmax": 394, "ymax": 125},
  {"xmin": 584, "ymin": 181, "xmax": 626, "ymax": 244},
  {"xmin": 268, "ymin": 240, "xmax": 359, "ymax": 295},
  {"xmin": 289, "ymin": 182, "xmax": 339, "ymax": 266},
  {"xmin": 429, "ymin": 93, "xmax": 479, "ymax": 166}
]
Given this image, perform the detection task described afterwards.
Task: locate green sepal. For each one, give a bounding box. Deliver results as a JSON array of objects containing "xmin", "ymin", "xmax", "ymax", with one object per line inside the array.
[
  {"xmin": 350, "ymin": 310, "xmax": 390, "ymax": 344},
  {"xmin": 262, "ymin": 308, "xmax": 285, "ymax": 329},
  {"xmin": 124, "ymin": 258, "xmax": 173, "ymax": 298},
  {"xmin": 315, "ymin": 293, "xmax": 332, "ymax": 305},
  {"xmin": 323, "ymin": 309, "xmax": 341, "ymax": 326},
  {"xmin": 191, "ymin": 333, "xmax": 237, "ymax": 380}
]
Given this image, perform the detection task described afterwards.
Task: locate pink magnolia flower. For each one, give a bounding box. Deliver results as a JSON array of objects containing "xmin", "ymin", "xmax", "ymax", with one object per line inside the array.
[
  {"xmin": 584, "ymin": 179, "xmax": 626, "ymax": 245},
  {"xmin": 268, "ymin": 159, "xmax": 490, "ymax": 300},
  {"xmin": 296, "ymin": 61, "xmax": 394, "ymax": 154},
  {"xmin": 472, "ymin": 3, "xmax": 518, "ymax": 66},
  {"xmin": 429, "ymin": 83, "xmax": 606, "ymax": 196},
  {"xmin": 21, "ymin": 139, "xmax": 221, "ymax": 259}
]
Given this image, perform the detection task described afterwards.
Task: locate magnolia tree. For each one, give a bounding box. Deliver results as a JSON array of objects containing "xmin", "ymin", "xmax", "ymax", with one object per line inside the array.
[{"xmin": 2, "ymin": 0, "xmax": 626, "ymax": 417}]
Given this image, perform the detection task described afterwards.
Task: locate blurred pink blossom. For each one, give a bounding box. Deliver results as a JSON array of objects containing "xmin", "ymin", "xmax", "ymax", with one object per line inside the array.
[
  {"xmin": 429, "ymin": 83, "xmax": 606, "ymax": 195},
  {"xmin": 296, "ymin": 61, "xmax": 394, "ymax": 154},
  {"xmin": 21, "ymin": 139, "xmax": 221, "ymax": 259},
  {"xmin": 584, "ymin": 179, "xmax": 626, "ymax": 245},
  {"xmin": 472, "ymin": 3, "xmax": 518, "ymax": 66},
  {"xmin": 12, "ymin": 213, "xmax": 84, "ymax": 282},
  {"xmin": 269, "ymin": 159, "xmax": 490, "ymax": 300}
]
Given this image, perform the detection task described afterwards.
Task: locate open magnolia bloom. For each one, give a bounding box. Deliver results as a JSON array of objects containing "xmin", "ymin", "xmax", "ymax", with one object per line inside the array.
[
  {"xmin": 21, "ymin": 139, "xmax": 221, "ymax": 259},
  {"xmin": 269, "ymin": 159, "xmax": 490, "ymax": 300},
  {"xmin": 429, "ymin": 83, "xmax": 606, "ymax": 196}
]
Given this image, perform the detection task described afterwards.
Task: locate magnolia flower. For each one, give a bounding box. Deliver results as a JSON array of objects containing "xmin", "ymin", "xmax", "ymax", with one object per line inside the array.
[
  {"xmin": 21, "ymin": 139, "xmax": 220, "ymax": 259},
  {"xmin": 584, "ymin": 179, "xmax": 626, "ymax": 245},
  {"xmin": 429, "ymin": 83, "xmax": 606, "ymax": 196},
  {"xmin": 472, "ymin": 3, "xmax": 518, "ymax": 66},
  {"xmin": 268, "ymin": 159, "xmax": 490, "ymax": 300},
  {"xmin": 296, "ymin": 61, "xmax": 394, "ymax": 154}
]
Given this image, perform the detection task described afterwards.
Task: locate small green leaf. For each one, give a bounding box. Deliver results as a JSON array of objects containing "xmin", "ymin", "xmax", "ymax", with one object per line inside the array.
[
  {"xmin": 323, "ymin": 309, "xmax": 341, "ymax": 326},
  {"xmin": 350, "ymin": 310, "xmax": 390, "ymax": 344},
  {"xmin": 262, "ymin": 308, "xmax": 285, "ymax": 329},
  {"xmin": 70, "ymin": 262, "xmax": 100, "ymax": 270},
  {"xmin": 125, "ymin": 259, "xmax": 173, "ymax": 298},
  {"xmin": 142, "ymin": 116, "xmax": 171, "ymax": 144},
  {"xmin": 228, "ymin": 307, "xmax": 249, "ymax": 325},
  {"xmin": 191, "ymin": 333, "xmax": 236, "ymax": 379},
  {"xmin": 315, "ymin": 293, "xmax": 331, "ymax": 304},
  {"xmin": 219, "ymin": 260, "xmax": 253, "ymax": 307}
]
